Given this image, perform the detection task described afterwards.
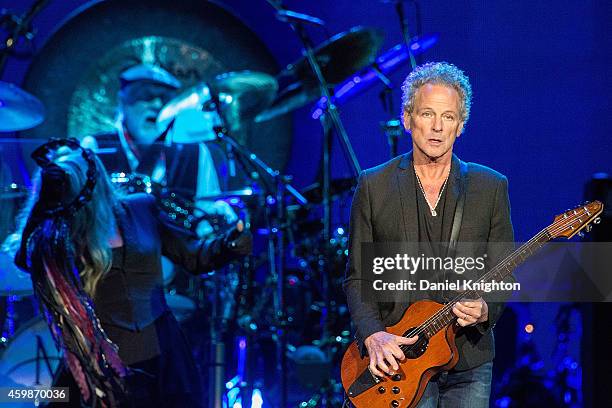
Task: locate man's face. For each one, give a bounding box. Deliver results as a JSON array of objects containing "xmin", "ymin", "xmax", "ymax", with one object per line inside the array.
[
  {"xmin": 403, "ymin": 83, "xmax": 464, "ymax": 161},
  {"xmin": 120, "ymin": 82, "xmax": 176, "ymax": 145}
]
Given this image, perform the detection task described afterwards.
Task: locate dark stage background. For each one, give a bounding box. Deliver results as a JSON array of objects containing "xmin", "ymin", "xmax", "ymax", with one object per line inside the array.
[{"xmin": 1, "ymin": 1, "xmax": 610, "ymax": 407}]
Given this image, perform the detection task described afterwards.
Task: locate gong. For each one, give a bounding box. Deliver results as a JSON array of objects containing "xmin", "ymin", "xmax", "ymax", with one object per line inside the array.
[{"xmin": 21, "ymin": 0, "xmax": 291, "ymax": 171}]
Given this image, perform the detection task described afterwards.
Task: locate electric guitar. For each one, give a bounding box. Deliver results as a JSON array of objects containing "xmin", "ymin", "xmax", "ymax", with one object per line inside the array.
[{"xmin": 341, "ymin": 201, "xmax": 603, "ymax": 408}]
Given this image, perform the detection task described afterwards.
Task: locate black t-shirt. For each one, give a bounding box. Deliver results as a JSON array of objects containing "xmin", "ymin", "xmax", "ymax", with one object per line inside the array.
[{"xmin": 413, "ymin": 163, "xmax": 458, "ymax": 302}]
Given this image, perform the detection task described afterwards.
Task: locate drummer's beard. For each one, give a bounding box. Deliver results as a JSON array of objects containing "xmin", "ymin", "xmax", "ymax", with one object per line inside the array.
[{"xmin": 123, "ymin": 106, "xmax": 163, "ymax": 146}]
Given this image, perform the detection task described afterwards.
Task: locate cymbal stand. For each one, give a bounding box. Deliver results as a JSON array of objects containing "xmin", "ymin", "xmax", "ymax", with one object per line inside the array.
[
  {"xmin": 266, "ymin": 0, "xmax": 361, "ymax": 237},
  {"xmin": 215, "ymin": 127, "xmax": 307, "ymax": 407},
  {"xmin": 393, "ymin": 0, "xmax": 418, "ymax": 70},
  {"xmin": 266, "ymin": 3, "xmax": 362, "ymax": 405},
  {"xmin": 376, "ymin": 70, "xmax": 402, "ymax": 159},
  {"xmin": 0, "ymin": 0, "xmax": 49, "ymax": 77}
]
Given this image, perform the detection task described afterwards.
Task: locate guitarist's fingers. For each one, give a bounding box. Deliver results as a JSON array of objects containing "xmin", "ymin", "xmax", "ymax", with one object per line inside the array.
[
  {"xmin": 396, "ymin": 335, "xmax": 418, "ymax": 345},
  {"xmin": 382, "ymin": 349, "xmax": 399, "ymax": 371},
  {"xmin": 453, "ymin": 304, "xmax": 475, "ymax": 319},
  {"xmin": 374, "ymin": 353, "xmax": 391, "ymax": 376},
  {"xmin": 388, "ymin": 343, "xmax": 405, "ymax": 362},
  {"xmin": 453, "ymin": 306, "xmax": 476, "ymax": 326},
  {"xmin": 369, "ymin": 357, "xmax": 385, "ymax": 378},
  {"xmin": 459, "ymin": 297, "xmax": 482, "ymax": 306}
]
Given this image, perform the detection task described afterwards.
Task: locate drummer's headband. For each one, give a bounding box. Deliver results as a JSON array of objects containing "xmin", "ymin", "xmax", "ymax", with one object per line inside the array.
[{"xmin": 31, "ymin": 138, "xmax": 97, "ymax": 217}]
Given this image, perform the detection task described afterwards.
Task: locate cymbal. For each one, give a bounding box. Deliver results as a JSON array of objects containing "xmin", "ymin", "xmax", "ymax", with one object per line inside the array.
[
  {"xmin": 196, "ymin": 187, "xmax": 261, "ymax": 202},
  {"xmin": 210, "ymin": 71, "xmax": 278, "ymax": 120},
  {"xmin": 157, "ymin": 71, "xmax": 277, "ymax": 143},
  {"xmin": 156, "ymin": 83, "xmax": 221, "ymax": 144},
  {"xmin": 283, "ymin": 26, "xmax": 384, "ymax": 85},
  {"xmin": 255, "ymin": 26, "xmax": 384, "ymax": 122},
  {"xmin": 301, "ymin": 177, "xmax": 356, "ymax": 204},
  {"xmin": 0, "ymin": 185, "xmax": 28, "ymax": 200},
  {"xmin": 0, "ymin": 81, "xmax": 45, "ymax": 132},
  {"xmin": 311, "ymin": 33, "xmax": 439, "ymax": 119},
  {"xmin": 254, "ymin": 81, "xmax": 321, "ymax": 123}
]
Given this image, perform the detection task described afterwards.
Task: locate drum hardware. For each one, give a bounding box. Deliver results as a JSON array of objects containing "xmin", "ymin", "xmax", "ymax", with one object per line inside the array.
[
  {"xmin": 0, "ymin": 0, "xmax": 49, "ymax": 76},
  {"xmin": 255, "ymin": 26, "xmax": 385, "ymax": 123},
  {"xmin": 213, "ymin": 125, "xmax": 307, "ymax": 407},
  {"xmin": 209, "ymin": 71, "xmax": 278, "ymax": 135},
  {"xmin": 301, "ymin": 178, "xmax": 356, "ymax": 204},
  {"xmin": 381, "ymin": 119, "xmax": 404, "ymax": 159},
  {"xmin": 164, "ymin": 290, "xmax": 196, "ymax": 323},
  {"xmin": 157, "ymin": 68, "xmax": 310, "ymax": 403},
  {"xmin": 0, "ymin": 184, "xmax": 28, "ymax": 200},
  {"xmin": 156, "ymin": 71, "xmax": 278, "ymax": 145}
]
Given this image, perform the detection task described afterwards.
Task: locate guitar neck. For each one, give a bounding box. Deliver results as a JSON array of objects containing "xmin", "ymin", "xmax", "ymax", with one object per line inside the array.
[
  {"xmin": 408, "ymin": 200, "xmax": 603, "ymax": 340},
  {"xmin": 419, "ymin": 228, "xmax": 552, "ymax": 338}
]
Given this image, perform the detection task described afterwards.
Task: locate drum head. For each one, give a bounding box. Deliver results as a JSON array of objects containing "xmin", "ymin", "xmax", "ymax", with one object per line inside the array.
[
  {"xmin": 165, "ymin": 292, "xmax": 196, "ymax": 323},
  {"xmin": 0, "ymin": 317, "xmax": 61, "ymax": 388}
]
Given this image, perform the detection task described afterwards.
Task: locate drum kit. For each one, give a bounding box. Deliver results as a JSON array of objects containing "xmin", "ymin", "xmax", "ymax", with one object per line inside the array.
[{"xmin": 0, "ymin": 1, "xmax": 438, "ymax": 406}]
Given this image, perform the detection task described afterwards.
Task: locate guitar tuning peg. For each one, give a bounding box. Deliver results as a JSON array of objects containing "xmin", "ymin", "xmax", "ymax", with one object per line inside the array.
[{"xmin": 594, "ymin": 217, "xmax": 601, "ymax": 225}]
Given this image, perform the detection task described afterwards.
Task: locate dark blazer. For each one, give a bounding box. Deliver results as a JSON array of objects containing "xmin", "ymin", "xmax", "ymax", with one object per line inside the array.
[{"xmin": 343, "ymin": 152, "xmax": 515, "ymax": 370}]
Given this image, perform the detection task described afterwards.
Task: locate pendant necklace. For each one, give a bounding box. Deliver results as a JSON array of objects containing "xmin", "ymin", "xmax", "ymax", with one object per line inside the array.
[{"xmin": 415, "ymin": 167, "xmax": 450, "ymax": 217}]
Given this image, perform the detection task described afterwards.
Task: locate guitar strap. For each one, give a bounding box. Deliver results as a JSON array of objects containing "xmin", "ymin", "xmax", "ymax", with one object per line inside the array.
[
  {"xmin": 448, "ymin": 160, "xmax": 469, "ymax": 257},
  {"xmin": 440, "ymin": 160, "xmax": 468, "ymax": 303}
]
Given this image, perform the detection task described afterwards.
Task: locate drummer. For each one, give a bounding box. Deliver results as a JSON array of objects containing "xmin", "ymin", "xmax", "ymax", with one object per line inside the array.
[{"xmin": 81, "ymin": 64, "xmax": 236, "ymax": 236}]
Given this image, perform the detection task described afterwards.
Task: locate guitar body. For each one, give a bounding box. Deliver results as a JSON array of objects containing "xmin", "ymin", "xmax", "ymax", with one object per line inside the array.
[
  {"xmin": 341, "ymin": 202, "xmax": 605, "ymax": 407},
  {"xmin": 341, "ymin": 300, "xmax": 460, "ymax": 408}
]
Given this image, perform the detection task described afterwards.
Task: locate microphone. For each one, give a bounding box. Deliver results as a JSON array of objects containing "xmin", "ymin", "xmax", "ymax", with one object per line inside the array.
[{"xmin": 275, "ymin": 9, "xmax": 325, "ymax": 27}]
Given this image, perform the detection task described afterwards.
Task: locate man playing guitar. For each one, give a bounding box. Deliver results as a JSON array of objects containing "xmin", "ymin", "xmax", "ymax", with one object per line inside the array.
[{"xmin": 344, "ymin": 62, "xmax": 515, "ymax": 407}]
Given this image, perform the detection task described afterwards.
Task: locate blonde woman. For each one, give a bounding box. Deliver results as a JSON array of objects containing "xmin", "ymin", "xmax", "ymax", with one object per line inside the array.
[{"xmin": 10, "ymin": 138, "xmax": 251, "ymax": 407}]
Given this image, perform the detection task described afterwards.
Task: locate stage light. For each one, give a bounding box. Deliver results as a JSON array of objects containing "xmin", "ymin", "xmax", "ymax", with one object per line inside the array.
[
  {"xmin": 226, "ymin": 375, "xmax": 241, "ymax": 389},
  {"xmin": 251, "ymin": 389, "xmax": 263, "ymax": 408}
]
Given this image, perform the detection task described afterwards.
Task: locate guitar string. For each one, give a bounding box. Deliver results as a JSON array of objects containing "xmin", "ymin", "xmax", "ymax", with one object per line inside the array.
[
  {"xmin": 401, "ymin": 222, "xmax": 563, "ymax": 345},
  {"xmin": 398, "ymin": 228, "xmax": 549, "ymax": 349},
  {"xmin": 396, "ymin": 208, "xmax": 597, "ymax": 353},
  {"xmin": 401, "ymin": 226, "xmax": 551, "ymax": 342},
  {"xmin": 399, "ymin": 213, "xmax": 591, "ymax": 352}
]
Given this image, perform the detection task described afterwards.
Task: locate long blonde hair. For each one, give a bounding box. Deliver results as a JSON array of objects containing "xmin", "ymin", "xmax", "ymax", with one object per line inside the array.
[{"xmin": 10, "ymin": 148, "xmax": 121, "ymax": 297}]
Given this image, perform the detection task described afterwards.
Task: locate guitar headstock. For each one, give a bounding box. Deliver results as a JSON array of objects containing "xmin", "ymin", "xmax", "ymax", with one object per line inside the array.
[{"xmin": 548, "ymin": 201, "xmax": 604, "ymax": 239}]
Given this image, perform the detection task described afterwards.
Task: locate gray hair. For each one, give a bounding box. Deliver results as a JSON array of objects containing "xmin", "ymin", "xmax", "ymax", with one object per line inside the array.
[{"xmin": 401, "ymin": 61, "xmax": 473, "ymax": 125}]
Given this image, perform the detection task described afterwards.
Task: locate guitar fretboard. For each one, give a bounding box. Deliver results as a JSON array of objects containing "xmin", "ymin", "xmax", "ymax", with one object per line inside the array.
[{"xmin": 419, "ymin": 229, "xmax": 552, "ymax": 338}]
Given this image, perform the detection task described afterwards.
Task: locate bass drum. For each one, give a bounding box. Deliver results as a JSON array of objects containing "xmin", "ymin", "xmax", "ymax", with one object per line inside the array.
[{"xmin": 0, "ymin": 317, "xmax": 61, "ymax": 389}]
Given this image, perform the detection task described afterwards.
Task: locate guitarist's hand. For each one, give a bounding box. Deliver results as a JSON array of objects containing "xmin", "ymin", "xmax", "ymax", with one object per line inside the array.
[
  {"xmin": 364, "ymin": 331, "xmax": 418, "ymax": 377},
  {"xmin": 452, "ymin": 298, "xmax": 488, "ymax": 327}
]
